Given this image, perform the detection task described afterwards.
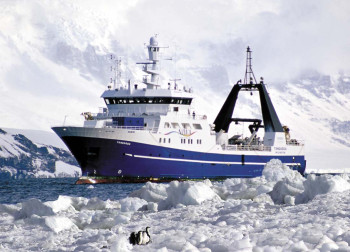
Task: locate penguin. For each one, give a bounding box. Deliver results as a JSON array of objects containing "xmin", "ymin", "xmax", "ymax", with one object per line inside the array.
[
  {"xmin": 137, "ymin": 227, "xmax": 151, "ymax": 245},
  {"xmin": 128, "ymin": 231, "xmax": 137, "ymax": 245}
]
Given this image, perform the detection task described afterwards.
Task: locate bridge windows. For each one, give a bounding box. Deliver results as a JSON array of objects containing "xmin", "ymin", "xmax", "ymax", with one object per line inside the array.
[{"xmin": 105, "ymin": 97, "xmax": 192, "ymax": 105}]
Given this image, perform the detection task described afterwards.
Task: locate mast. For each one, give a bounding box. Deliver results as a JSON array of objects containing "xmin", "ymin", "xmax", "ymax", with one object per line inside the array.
[
  {"xmin": 139, "ymin": 35, "xmax": 161, "ymax": 89},
  {"xmin": 243, "ymin": 46, "xmax": 257, "ymax": 85},
  {"xmin": 109, "ymin": 55, "xmax": 123, "ymax": 90},
  {"xmin": 214, "ymin": 47, "xmax": 283, "ymax": 135}
]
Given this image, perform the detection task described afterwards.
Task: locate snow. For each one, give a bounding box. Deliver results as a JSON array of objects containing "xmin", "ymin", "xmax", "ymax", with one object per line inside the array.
[
  {"xmin": 0, "ymin": 131, "xmax": 25, "ymax": 157},
  {"xmin": 0, "ymin": 166, "xmax": 17, "ymax": 178},
  {"xmin": 55, "ymin": 161, "xmax": 82, "ymax": 177},
  {"xmin": 3, "ymin": 128, "xmax": 68, "ymax": 150},
  {"xmin": 297, "ymin": 174, "xmax": 350, "ymax": 203},
  {"xmin": 1, "ymin": 160, "xmax": 350, "ymax": 251},
  {"xmin": 45, "ymin": 216, "xmax": 77, "ymax": 233}
]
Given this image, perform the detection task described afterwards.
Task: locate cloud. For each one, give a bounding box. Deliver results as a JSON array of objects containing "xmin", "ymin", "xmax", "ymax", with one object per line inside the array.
[{"xmin": 115, "ymin": 0, "xmax": 350, "ymax": 81}]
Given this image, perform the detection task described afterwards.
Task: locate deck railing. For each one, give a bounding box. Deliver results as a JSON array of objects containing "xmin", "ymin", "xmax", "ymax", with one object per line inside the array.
[
  {"xmin": 90, "ymin": 112, "xmax": 208, "ymax": 120},
  {"xmin": 224, "ymin": 145, "xmax": 272, "ymax": 152},
  {"xmin": 105, "ymin": 124, "xmax": 158, "ymax": 132},
  {"xmin": 104, "ymin": 123, "xmax": 159, "ymax": 133}
]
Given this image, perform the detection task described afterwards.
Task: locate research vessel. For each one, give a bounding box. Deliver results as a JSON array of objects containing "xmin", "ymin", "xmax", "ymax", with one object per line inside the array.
[{"xmin": 52, "ymin": 36, "xmax": 306, "ymax": 184}]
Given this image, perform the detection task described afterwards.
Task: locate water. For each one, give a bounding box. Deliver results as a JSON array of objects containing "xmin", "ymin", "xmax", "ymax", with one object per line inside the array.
[{"xmin": 0, "ymin": 178, "xmax": 144, "ymax": 204}]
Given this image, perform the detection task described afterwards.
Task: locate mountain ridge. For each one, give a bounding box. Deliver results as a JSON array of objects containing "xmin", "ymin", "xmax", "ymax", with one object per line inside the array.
[{"xmin": 0, "ymin": 128, "xmax": 80, "ymax": 179}]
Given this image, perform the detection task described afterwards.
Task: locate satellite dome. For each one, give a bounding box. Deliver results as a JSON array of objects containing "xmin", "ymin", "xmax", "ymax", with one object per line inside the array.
[{"xmin": 150, "ymin": 36, "xmax": 158, "ymax": 46}]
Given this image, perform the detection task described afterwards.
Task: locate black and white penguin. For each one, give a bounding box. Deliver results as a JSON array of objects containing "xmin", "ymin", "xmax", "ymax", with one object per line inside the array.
[
  {"xmin": 129, "ymin": 227, "xmax": 151, "ymax": 245},
  {"xmin": 128, "ymin": 231, "xmax": 137, "ymax": 245},
  {"xmin": 137, "ymin": 227, "xmax": 151, "ymax": 245}
]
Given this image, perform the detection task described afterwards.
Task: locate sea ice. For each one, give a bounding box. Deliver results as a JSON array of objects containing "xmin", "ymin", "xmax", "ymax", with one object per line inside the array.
[
  {"xmin": 120, "ymin": 197, "xmax": 147, "ymax": 212},
  {"xmin": 1, "ymin": 159, "xmax": 350, "ymax": 251},
  {"xmin": 45, "ymin": 195, "xmax": 75, "ymax": 213},
  {"xmin": 262, "ymin": 159, "xmax": 303, "ymax": 182},
  {"xmin": 158, "ymin": 180, "xmax": 219, "ymax": 210},
  {"xmin": 44, "ymin": 216, "xmax": 76, "ymax": 233},
  {"xmin": 110, "ymin": 236, "xmax": 133, "ymax": 252},
  {"xmin": 17, "ymin": 198, "xmax": 55, "ymax": 218},
  {"xmin": 129, "ymin": 182, "xmax": 168, "ymax": 202},
  {"xmin": 297, "ymin": 173, "xmax": 350, "ymax": 203}
]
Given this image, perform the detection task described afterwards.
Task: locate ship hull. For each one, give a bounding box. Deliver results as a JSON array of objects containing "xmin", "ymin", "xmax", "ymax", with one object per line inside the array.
[{"xmin": 53, "ymin": 127, "xmax": 306, "ymax": 183}]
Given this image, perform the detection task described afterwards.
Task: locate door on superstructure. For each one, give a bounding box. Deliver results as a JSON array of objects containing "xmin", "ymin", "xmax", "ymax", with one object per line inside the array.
[{"xmin": 153, "ymin": 120, "xmax": 160, "ymax": 132}]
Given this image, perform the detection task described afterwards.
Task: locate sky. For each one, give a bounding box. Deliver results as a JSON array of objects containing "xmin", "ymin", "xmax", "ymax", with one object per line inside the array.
[
  {"xmin": 3, "ymin": 0, "xmax": 349, "ymax": 76},
  {"xmin": 1, "ymin": 1, "xmax": 349, "ymax": 80},
  {"xmin": 95, "ymin": 0, "xmax": 350, "ymax": 80}
]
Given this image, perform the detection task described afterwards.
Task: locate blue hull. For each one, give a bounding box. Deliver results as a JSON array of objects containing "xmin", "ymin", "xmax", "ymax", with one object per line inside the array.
[{"xmin": 61, "ymin": 136, "xmax": 306, "ymax": 180}]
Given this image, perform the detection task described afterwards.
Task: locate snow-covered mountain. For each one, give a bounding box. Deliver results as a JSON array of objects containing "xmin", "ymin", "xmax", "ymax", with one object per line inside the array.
[
  {"xmin": 0, "ymin": 0, "xmax": 349, "ymax": 173},
  {"xmin": 0, "ymin": 128, "xmax": 80, "ymax": 179}
]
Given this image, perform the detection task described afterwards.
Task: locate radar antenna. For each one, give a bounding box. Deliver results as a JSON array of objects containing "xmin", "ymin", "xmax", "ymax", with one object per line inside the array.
[{"xmin": 243, "ymin": 46, "xmax": 257, "ymax": 84}]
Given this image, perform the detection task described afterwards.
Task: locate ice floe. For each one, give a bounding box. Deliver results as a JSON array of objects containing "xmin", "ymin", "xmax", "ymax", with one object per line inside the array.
[{"xmin": 1, "ymin": 159, "xmax": 350, "ymax": 251}]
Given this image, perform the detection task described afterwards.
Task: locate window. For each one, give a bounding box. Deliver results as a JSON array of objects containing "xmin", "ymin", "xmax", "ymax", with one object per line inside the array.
[
  {"xmin": 164, "ymin": 122, "xmax": 170, "ymax": 128},
  {"xmin": 193, "ymin": 124, "xmax": 202, "ymax": 130},
  {"xmin": 168, "ymin": 138, "xmax": 171, "ymax": 143},
  {"xmin": 171, "ymin": 123, "xmax": 180, "ymax": 129},
  {"xmin": 183, "ymin": 99, "xmax": 191, "ymax": 104},
  {"xmin": 163, "ymin": 138, "xmax": 166, "ymax": 143},
  {"xmin": 182, "ymin": 123, "xmax": 191, "ymax": 129},
  {"xmin": 104, "ymin": 97, "xmax": 192, "ymax": 105},
  {"xmin": 173, "ymin": 107, "xmax": 179, "ymax": 112},
  {"xmin": 159, "ymin": 138, "xmax": 162, "ymax": 143}
]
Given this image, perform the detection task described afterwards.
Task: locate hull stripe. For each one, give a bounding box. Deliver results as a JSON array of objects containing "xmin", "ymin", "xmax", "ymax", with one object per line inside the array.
[{"xmin": 132, "ymin": 153, "xmax": 301, "ymax": 166}]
